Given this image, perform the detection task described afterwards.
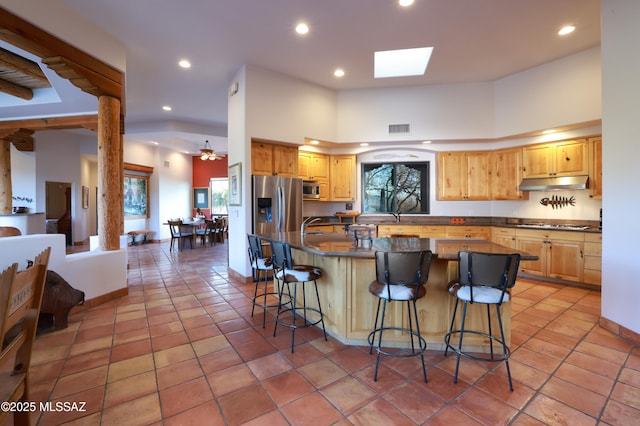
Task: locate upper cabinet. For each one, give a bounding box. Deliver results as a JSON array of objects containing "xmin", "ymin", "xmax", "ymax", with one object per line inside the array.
[
  {"xmin": 298, "ymin": 152, "xmax": 329, "ymax": 180},
  {"xmin": 522, "ymin": 139, "xmax": 589, "ymax": 178},
  {"xmin": 589, "ymin": 136, "xmax": 602, "ymax": 199},
  {"xmin": 251, "ymin": 140, "xmax": 298, "ymax": 177},
  {"xmin": 490, "ymin": 148, "xmax": 529, "ymax": 200},
  {"xmin": 330, "ymin": 155, "xmax": 356, "ymax": 201},
  {"xmin": 437, "ymin": 151, "xmax": 491, "ymax": 200}
]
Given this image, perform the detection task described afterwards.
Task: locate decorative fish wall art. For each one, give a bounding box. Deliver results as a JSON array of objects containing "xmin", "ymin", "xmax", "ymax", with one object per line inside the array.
[{"xmin": 540, "ymin": 195, "xmax": 576, "ymax": 209}]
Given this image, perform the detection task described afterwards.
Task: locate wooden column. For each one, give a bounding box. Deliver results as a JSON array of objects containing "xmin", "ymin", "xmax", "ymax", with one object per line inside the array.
[
  {"xmin": 97, "ymin": 96, "xmax": 122, "ymax": 250},
  {"xmin": 0, "ymin": 140, "xmax": 11, "ymax": 214}
]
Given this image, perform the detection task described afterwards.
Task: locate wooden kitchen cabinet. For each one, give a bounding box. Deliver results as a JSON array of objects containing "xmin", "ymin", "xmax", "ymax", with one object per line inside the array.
[
  {"xmin": 516, "ymin": 229, "xmax": 584, "ymax": 282},
  {"xmin": 437, "ymin": 151, "xmax": 491, "ymax": 200},
  {"xmin": 491, "ymin": 227, "xmax": 516, "ymax": 249},
  {"xmin": 522, "ymin": 139, "xmax": 589, "ymax": 178},
  {"xmin": 330, "ymin": 155, "xmax": 356, "ymax": 201},
  {"xmin": 583, "ymin": 232, "xmax": 602, "ymax": 286},
  {"xmin": 251, "ymin": 140, "xmax": 298, "ymax": 177},
  {"xmin": 445, "ymin": 226, "xmax": 491, "ymax": 240},
  {"xmin": 589, "ymin": 136, "xmax": 602, "ymax": 199},
  {"xmin": 421, "ymin": 225, "xmax": 446, "ymax": 238},
  {"xmin": 377, "ymin": 225, "xmax": 423, "ymax": 238},
  {"xmin": 491, "ymin": 148, "xmax": 529, "ymax": 200},
  {"xmin": 298, "ymin": 152, "xmax": 329, "ymax": 180}
]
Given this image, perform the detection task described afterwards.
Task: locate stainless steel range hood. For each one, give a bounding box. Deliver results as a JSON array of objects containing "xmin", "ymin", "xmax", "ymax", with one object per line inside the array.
[{"xmin": 518, "ymin": 175, "xmax": 589, "ymax": 191}]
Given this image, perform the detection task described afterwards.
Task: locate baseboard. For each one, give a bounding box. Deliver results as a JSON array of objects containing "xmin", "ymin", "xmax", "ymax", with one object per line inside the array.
[
  {"xmin": 228, "ymin": 267, "xmax": 253, "ymax": 284},
  {"xmin": 69, "ymin": 287, "xmax": 129, "ymax": 314},
  {"xmin": 600, "ymin": 316, "xmax": 640, "ymax": 346}
]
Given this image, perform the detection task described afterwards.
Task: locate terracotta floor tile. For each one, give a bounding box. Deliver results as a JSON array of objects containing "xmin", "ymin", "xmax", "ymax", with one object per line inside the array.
[
  {"xmin": 299, "ymin": 357, "xmax": 348, "ymax": 388},
  {"xmin": 101, "ymin": 393, "xmax": 162, "ymax": 426},
  {"xmin": 60, "ymin": 348, "xmax": 111, "ymax": 376},
  {"xmin": 151, "ymin": 331, "xmax": 190, "ymax": 351},
  {"xmin": 565, "ymin": 351, "xmax": 623, "ymax": 380},
  {"xmin": 218, "ymin": 384, "xmax": 276, "ymax": 424},
  {"xmin": 110, "ymin": 338, "xmax": 152, "ymax": 363},
  {"xmin": 234, "ymin": 338, "xmax": 279, "ymax": 361},
  {"xmin": 475, "ymin": 371, "xmax": 536, "ymax": 410},
  {"xmin": 247, "ymin": 352, "xmax": 293, "ymax": 380},
  {"xmin": 521, "ymin": 337, "xmax": 573, "ymax": 360},
  {"xmin": 280, "ymin": 392, "xmax": 343, "ymax": 425},
  {"xmin": 348, "ymin": 398, "xmax": 415, "ymax": 426},
  {"xmin": 153, "ymin": 343, "xmax": 196, "ymax": 368},
  {"xmin": 72, "ymin": 323, "xmax": 115, "ymax": 344},
  {"xmin": 540, "ymin": 377, "xmax": 607, "ymax": 418},
  {"xmin": 159, "ymin": 376, "xmax": 213, "ymax": 418},
  {"xmin": 385, "ymin": 380, "xmax": 444, "ymax": 423},
  {"xmin": 104, "ymin": 370, "xmax": 158, "ymax": 408},
  {"xmin": 191, "ymin": 334, "xmax": 231, "ymax": 357},
  {"xmin": 524, "ymin": 393, "xmax": 597, "ymax": 425},
  {"xmin": 149, "ymin": 320, "xmax": 184, "ymax": 338},
  {"xmin": 423, "ymin": 405, "xmax": 483, "ymax": 425},
  {"xmin": 39, "ymin": 385, "xmax": 105, "ymax": 426},
  {"xmin": 156, "ymin": 358, "xmax": 204, "ymax": 390},
  {"xmin": 510, "ymin": 347, "xmax": 562, "ymax": 374},
  {"xmin": 107, "ymin": 353, "xmax": 155, "ymax": 383},
  {"xmin": 320, "ymin": 376, "xmax": 376, "ymax": 415},
  {"xmin": 51, "ymin": 365, "xmax": 108, "ymax": 399},
  {"xmin": 262, "ymin": 370, "xmax": 315, "ymax": 406},
  {"xmin": 554, "ymin": 362, "xmax": 615, "ymax": 396},
  {"xmin": 207, "ymin": 364, "xmax": 256, "ymax": 396},
  {"xmin": 610, "ymin": 382, "xmax": 640, "ymax": 411},
  {"xmin": 198, "ymin": 347, "xmax": 243, "ymax": 374},
  {"xmin": 29, "ymin": 359, "xmax": 65, "ymax": 383},
  {"xmin": 575, "ymin": 340, "xmax": 628, "ymax": 365},
  {"xmin": 240, "ymin": 409, "xmax": 290, "ymax": 426},
  {"xmin": 601, "ymin": 399, "xmax": 640, "ymax": 425},
  {"xmin": 455, "ymin": 387, "xmax": 518, "ymax": 424},
  {"xmin": 163, "ymin": 401, "xmax": 225, "ymax": 426}
]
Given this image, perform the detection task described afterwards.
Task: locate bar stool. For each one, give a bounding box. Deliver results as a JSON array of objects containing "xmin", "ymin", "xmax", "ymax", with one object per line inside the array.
[
  {"xmin": 270, "ymin": 240, "xmax": 326, "ymax": 352},
  {"xmin": 444, "ymin": 251, "xmax": 521, "ymax": 391},
  {"xmin": 247, "ymin": 235, "xmax": 284, "ymax": 328},
  {"xmin": 368, "ymin": 250, "xmax": 432, "ymax": 382}
]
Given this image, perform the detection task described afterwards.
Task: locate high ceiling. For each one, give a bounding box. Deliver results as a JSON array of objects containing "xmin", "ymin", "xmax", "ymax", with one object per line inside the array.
[{"xmin": 0, "ymin": 0, "xmax": 601, "ymax": 154}]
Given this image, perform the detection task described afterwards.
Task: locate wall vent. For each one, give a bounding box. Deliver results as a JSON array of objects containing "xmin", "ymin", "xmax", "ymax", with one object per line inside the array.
[
  {"xmin": 164, "ymin": 161, "xmax": 170, "ymax": 167},
  {"xmin": 388, "ymin": 123, "xmax": 410, "ymax": 135}
]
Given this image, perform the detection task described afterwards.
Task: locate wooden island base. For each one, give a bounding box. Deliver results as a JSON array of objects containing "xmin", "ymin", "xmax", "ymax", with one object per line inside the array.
[{"xmin": 256, "ymin": 233, "xmax": 537, "ymax": 353}]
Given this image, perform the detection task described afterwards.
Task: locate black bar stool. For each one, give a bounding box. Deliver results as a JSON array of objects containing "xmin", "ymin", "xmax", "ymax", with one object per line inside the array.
[
  {"xmin": 247, "ymin": 235, "xmax": 286, "ymax": 328},
  {"xmin": 368, "ymin": 250, "xmax": 432, "ymax": 382},
  {"xmin": 270, "ymin": 240, "xmax": 326, "ymax": 352},
  {"xmin": 444, "ymin": 251, "xmax": 521, "ymax": 391}
]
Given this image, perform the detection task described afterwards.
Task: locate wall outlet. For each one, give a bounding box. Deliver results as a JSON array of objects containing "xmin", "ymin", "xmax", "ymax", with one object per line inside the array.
[{"xmin": 450, "ymin": 217, "xmax": 465, "ymax": 224}]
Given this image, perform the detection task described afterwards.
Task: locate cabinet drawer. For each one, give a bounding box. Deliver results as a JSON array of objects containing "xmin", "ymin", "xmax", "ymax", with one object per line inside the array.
[
  {"xmin": 584, "ymin": 255, "xmax": 602, "ymax": 271},
  {"xmin": 421, "ymin": 226, "xmax": 446, "ymax": 237},
  {"xmin": 492, "ymin": 227, "xmax": 516, "ymax": 237},
  {"xmin": 583, "ymin": 269, "xmax": 601, "ymax": 285},
  {"xmin": 584, "ymin": 241, "xmax": 602, "ymax": 257},
  {"xmin": 584, "ymin": 233, "xmax": 602, "ymax": 243}
]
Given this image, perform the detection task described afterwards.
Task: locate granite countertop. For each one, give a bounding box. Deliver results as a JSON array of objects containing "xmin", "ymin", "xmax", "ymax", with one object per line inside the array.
[{"xmin": 255, "ymin": 232, "xmax": 538, "ymax": 260}]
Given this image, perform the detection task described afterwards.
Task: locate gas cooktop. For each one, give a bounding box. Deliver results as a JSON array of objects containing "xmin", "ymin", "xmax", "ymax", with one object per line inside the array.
[{"xmin": 516, "ymin": 223, "xmax": 591, "ymax": 231}]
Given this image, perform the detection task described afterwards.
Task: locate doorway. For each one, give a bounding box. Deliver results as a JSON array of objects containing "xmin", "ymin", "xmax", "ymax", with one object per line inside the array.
[{"xmin": 46, "ymin": 181, "xmax": 72, "ymax": 246}]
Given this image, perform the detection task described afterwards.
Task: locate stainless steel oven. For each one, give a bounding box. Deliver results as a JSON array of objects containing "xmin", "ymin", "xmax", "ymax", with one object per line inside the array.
[{"xmin": 302, "ymin": 180, "xmax": 320, "ymax": 199}]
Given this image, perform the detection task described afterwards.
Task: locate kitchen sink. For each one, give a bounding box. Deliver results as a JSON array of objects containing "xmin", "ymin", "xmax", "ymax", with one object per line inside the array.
[{"xmin": 516, "ymin": 223, "xmax": 591, "ymax": 231}]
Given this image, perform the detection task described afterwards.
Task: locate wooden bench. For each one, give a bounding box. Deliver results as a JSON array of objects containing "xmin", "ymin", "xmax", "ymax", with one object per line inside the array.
[{"xmin": 128, "ymin": 230, "xmax": 153, "ymax": 245}]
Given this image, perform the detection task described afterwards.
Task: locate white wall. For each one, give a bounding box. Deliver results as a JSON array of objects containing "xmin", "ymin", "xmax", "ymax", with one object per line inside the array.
[
  {"xmin": 9, "ymin": 144, "xmax": 37, "ymax": 211},
  {"xmin": 600, "ymin": 0, "xmax": 640, "ymax": 334}
]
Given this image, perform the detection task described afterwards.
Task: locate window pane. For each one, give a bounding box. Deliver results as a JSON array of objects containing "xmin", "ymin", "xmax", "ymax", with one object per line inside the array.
[
  {"xmin": 210, "ymin": 178, "xmax": 228, "ymax": 215},
  {"xmin": 362, "ymin": 162, "xmax": 429, "ymax": 214}
]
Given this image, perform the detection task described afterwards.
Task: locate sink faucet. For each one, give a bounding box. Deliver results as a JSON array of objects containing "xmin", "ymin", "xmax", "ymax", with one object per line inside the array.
[
  {"xmin": 389, "ymin": 212, "xmax": 401, "ymax": 223},
  {"xmin": 301, "ymin": 217, "xmax": 321, "ymax": 235}
]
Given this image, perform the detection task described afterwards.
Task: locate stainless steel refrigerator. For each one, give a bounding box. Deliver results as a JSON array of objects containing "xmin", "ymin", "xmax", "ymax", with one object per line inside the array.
[{"xmin": 252, "ymin": 175, "xmax": 303, "ymax": 234}]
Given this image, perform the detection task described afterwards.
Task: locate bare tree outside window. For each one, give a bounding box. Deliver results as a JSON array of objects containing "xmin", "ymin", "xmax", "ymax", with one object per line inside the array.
[{"xmin": 362, "ymin": 163, "xmax": 430, "ymax": 214}]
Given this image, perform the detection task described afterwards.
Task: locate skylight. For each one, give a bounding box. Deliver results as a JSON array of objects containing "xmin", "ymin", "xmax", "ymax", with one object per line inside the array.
[{"xmin": 374, "ymin": 47, "xmax": 433, "ymax": 79}]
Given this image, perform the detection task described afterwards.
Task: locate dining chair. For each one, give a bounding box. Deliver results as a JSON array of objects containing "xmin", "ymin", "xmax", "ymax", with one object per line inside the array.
[
  {"xmin": 168, "ymin": 220, "xmax": 194, "ymax": 251},
  {"xmin": 196, "ymin": 219, "xmax": 216, "ymax": 246},
  {"xmin": 0, "ymin": 247, "xmax": 51, "ymax": 426}
]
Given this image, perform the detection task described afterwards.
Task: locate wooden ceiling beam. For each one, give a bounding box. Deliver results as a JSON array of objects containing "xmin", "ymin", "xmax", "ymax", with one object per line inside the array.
[
  {"xmin": 0, "ymin": 76, "xmax": 32, "ymax": 100},
  {"xmin": 0, "ymin": 114, "xmax": 98, "ymax": 132},
  {"xmin": 0, "ymin": 46, "xmax": 49, "ymax": 83},
  {"xmin": 42, "ymin": 56, "xmax": 121, "ymax": 98},
  {"xmin": 0, "ymin": 128, "xmax": 34, "ymax": 151}
]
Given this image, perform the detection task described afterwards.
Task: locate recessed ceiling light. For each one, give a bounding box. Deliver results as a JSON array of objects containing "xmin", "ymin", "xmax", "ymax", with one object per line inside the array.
[
  {"xmin": 334, "ymin": 69, "xmax": 345, "ymax": 78},
  {"xmin": 150, "ymin": 141, "xmax": 159, "ymax": 145},
  {"xmin": 309, "ymin": 140, "xmax": 320, "ymax": 145},
  {"xmin": 360, "ymin": 143, "xmax": 369, "ymax": 147},
  {"xmin": 558, "ymin": 25, "xmax": 575, "ymax": 36},
  {"xmin": 399, "ymin": 0, "xmax": 415, "ymax": 7},
  {"xmin": 542, "ymin": 129, "xmax": 556, "ymax": 134},
  {"xmin": 374, "ymin": 47, "xmax": 433, "ymax": 78},
  {"xmin": 178, "ymin": 59, "xmax": 191, "ymax": 68},
  {"xmin": 162, "ymin": 105, "xmax": 172, "ymax": 111},
  {"xmin": 296, "ymin": 22, "xmax": 309, "ymax": 35},
  {"xmin": 422, "ymin": 140, "xmax": 432, "ymax": 144}
]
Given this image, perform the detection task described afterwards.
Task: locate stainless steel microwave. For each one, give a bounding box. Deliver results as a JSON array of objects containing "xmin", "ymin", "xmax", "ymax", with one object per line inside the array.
[{"xmin": 302, "ymin": 180, "xmax": 320, "ymax": 199}]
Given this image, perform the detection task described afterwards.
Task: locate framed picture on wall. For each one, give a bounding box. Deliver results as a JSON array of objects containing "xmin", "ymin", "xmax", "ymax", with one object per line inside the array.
[
  {"xmin": 229, "ymin": 162, "xmax": 242, "ymax": 206},
  {"xmin": 124, "ymin": 174, "xmax": 149, "ymax": 218},
  {"xmin": 82, "ymin": 186, "xmax": 89, "ymax": 209},
  {"xmin": 193, "ymin": 187, "xmax": 209, "ymax": 209}
]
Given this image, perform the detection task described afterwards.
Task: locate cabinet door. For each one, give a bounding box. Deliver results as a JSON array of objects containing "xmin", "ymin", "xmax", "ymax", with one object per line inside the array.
[
  {"xmin": 445, "ymin": 226, "xmax": 490, "ymax": 240},
  {"xmin": 298, "ymin": 152, "xmax": 311, "ymax": 179},
  {"xmin": 251, "ymin": 142, "xmax": 274, "ymax": 175},
  {"xmin": 491, "ymin": 227, "xmax": 516, "ymax": 248},
  {"xmin": 437, "ymin": 152, "xmax": 466, "ymax": 200},
  {"xmin": 555, "ymin": 139, "xmax": 588, "ymax": 176},
  {"xmin": 491, "ymin": 149, "xmax": 529, "ymax": 200},
  {"xmin": 309, "ymin": 154, "xmax": 329, "ymax": 180},
  {"xmin": 589, "ymin": 136, "xmax": 602, "ymax": 199},
  {"xmin": 548, "ymin": 239, "xmax": 584, "ymax": 282},
  {"xmin": 523, "ymin": 144, "xmax": 554, "ymax": 178},
  {"xmin": 273, "ymin": 145, "xmax": 298, "ymax": 177},
  {"xmin": 330, "ymin": 155, "xmax": 355, "ymax": 201},
  {"xmin": 465, "ymin": 152, "xmax": 491, "ymax": 200},
  {"xmin": 517, "ymin": 237, "xmax": 547, "ymax": 276}
]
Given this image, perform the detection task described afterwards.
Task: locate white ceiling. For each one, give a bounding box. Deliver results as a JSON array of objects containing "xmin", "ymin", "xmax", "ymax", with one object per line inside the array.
[{"xmin": 1, "ymin": 0, "xmax": 601, "ymax": 154}]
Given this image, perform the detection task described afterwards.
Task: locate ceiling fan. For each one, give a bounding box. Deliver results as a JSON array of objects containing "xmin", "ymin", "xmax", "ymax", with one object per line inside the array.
[{"xmin": 199, "ymin": 140, "xmax": 226, "ymax": 160}]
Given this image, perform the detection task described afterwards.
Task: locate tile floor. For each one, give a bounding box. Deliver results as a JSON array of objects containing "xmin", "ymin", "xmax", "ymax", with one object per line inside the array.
[{"xmin": 9, "ymin": 241, "xmax": 640, "ymax": 425}]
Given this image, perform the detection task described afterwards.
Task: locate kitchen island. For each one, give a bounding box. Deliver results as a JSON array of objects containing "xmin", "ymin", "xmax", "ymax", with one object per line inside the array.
[{"xmin": 256, "ymin": 232, "xmax": 537, "ymax": 352}]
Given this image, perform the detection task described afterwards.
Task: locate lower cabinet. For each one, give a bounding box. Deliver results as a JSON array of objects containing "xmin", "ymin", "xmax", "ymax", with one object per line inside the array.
[
  {"xmin": 445, "ymin": 226, "xmax": 491, "ymax": 240},
  {"xmin": 491, "ymin": 227, "xmax": 516, "ymax": 249},
  {"xmin": 516, "ymin": 229, "xmax": 585, "ymax": 283},
  {"xmin": 583, "ymin": 233, "xmax": 602, "ymax": 285}
]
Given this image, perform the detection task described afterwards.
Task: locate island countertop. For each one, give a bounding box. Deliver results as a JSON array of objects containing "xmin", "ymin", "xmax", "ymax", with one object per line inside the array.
[
  {"xmin": 254, "ymin": 231, "xmax": 536, "ymax": 351},
  {"xmin": 255, "ymin": 231, "xmax": 537, "ymax": 260}
]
